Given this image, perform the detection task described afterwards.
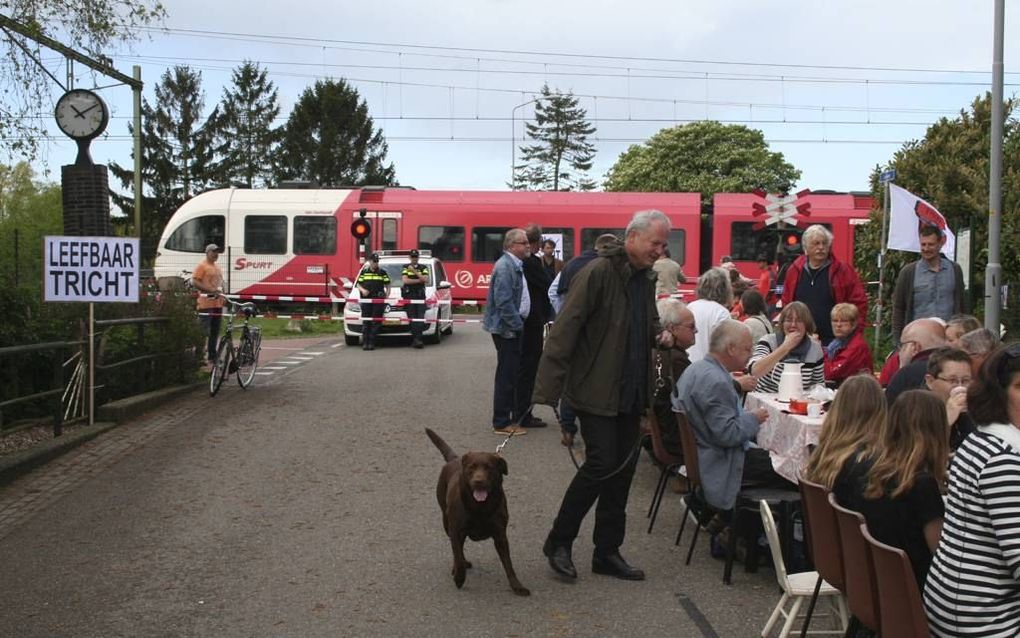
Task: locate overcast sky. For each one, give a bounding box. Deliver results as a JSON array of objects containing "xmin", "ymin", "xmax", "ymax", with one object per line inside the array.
[{"xmin": 23, "ymin": 0, "xmax": 1020, "ymax": 194}]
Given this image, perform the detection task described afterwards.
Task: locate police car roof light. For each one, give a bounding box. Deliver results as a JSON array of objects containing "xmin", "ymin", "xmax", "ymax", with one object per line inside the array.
[{"xmin": 376, "ymin": 249, "xmax": 432, "ymax": 257}]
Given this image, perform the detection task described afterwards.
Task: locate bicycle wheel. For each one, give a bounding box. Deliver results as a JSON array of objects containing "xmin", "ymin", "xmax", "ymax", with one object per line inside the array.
[
  {"xmin": 209, "ymin": 336, "xmax": 232, "ymax": 396},
  {"xmin": 236, "ymin": 330, "xmax": 260, "ymax": 388}
]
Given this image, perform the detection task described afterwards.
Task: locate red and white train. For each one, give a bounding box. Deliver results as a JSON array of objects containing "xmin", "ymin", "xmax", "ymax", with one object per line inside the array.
[{"xmin": 154, "ymin": 187, "xmax": 873, "ymax": 302}]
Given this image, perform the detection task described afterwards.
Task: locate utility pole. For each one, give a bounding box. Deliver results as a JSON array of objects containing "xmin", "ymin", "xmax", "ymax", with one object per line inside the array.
[{"xmin": 985, "ymin": 0, "xmax": 1005, "ymax": 331}]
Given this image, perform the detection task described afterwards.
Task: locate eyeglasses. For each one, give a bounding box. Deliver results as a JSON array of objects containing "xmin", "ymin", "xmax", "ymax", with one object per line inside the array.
[
  {"xmin": 936, "ymin": 375, "xmax": 972, "ymax": 386},
  {"xmin": 672, "ymin": 323, "xmax": 697, "ymax": 333},
  {"xmin": 511, "ymin": 240, "xmax": 529, "ymax": 245},
  {"xmin": 899, "ymin": 340, "xmax": 919, "ymax": 349}
]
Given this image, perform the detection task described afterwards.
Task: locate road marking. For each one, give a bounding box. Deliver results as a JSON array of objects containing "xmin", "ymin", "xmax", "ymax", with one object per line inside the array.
[
  {"xmin": 331, "ymin": 343, "xmax": 343, "ymax": 348},
  {"xmin": 677, "ymin": 594, "xmax": 718, "ymax": 637},
  {"xmin": 261, "ymin": 366, "xmax": 287, "ymax": 370},
  {"xmin": 275, "ymin": 360, "xmax": 304, "ymax": 365},
  {"xmin": 255, "ymin": 371, "xmax": 274, "ymax": 375},
  {"xmin": 303, "ymin": 351, "xmax": 325, "ymax": 355},
  {"xmin": 287, "ymin": 356, "xmax": 315, "ymax": 361}
]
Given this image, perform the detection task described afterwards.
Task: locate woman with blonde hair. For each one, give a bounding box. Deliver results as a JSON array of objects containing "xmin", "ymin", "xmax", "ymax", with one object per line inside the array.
[
  {"xmin": 833, "ymin": 389, "xmax": 948, "ymax": 588},
  {"xmin": 748, "ymin": 301, "xmax": 825, "ymax": 393},
  {"xmin": 803, "ymin": 373, "xmax": 886, "ymax": 490},
  {"xmin": 823, "ymin": 302, "xmax": 874, "ymax": 387}
]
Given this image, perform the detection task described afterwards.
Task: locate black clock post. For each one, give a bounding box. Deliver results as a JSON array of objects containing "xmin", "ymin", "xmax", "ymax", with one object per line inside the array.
[{"xmin": 56, "ymin": 89, "xmax": 113, "ymax": 237}]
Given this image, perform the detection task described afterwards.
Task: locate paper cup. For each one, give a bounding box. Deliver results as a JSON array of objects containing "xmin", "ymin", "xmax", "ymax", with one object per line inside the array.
[{"xmin": 807, "ymin": 403, "xmax": 822, "ymax": 418}]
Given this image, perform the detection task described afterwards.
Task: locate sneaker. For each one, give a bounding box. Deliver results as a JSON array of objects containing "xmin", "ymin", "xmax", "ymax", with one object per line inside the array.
[{"xmin": 493, "ymin": 425, "xmax": 527, "ymax": 436}]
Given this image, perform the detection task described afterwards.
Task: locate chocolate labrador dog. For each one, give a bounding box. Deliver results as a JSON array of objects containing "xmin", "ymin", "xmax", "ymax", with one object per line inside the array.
[{"xmin": 425, "ymin": 428, "xmax": 529, "ymax": 596}]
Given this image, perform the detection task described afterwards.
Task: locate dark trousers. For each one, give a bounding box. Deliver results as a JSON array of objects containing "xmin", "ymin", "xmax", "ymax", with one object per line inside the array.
[
  {"xmin": 515, "ymin": 320, "xmax": 544, "ymax": 425},
  {"xmin": 743, "ymin": 448, "xmax": 797, "ymax": 491},
  {"xmin": 406, "ymin": 300, "xmax": 425, "ymax": 341},
  {"xmin": 200, "ymin": 310, "xmax": 222, "ymax": 362},
  {"xmin": 362, "ymin": 303, "xmax": 384, "ymax": 346},
  {"xmin": 548, "ymin": 411, "xmax": 641, "ymax": 554},
  {"xmin": 491, "ymin": 334, "xmax": 522, "ymax": 427}
]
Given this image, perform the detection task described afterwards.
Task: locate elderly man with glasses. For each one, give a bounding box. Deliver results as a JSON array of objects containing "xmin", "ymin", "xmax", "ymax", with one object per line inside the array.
[{"xmin": 886, "ymin": 318, "xmax": 948, "ymax": 404}]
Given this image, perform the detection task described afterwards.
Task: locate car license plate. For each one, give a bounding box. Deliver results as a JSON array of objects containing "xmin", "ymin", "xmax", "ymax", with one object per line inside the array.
[{"xmin": 384, "ymin": 318, "xmax": 402, "ymax": 326}]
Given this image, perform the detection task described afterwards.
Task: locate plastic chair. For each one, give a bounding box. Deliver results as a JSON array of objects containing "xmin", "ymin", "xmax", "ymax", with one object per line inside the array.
[
  {"xmin": 860, "ymin": 523, "xmax": 930, "ymax": 638},
  {"xmin": 828, "ymin": 493, "xmax": 880, "ymax": 634},
  {"xmin": 759, "ymin": 500, "xmax": 848, "ymax": 638},
  {"xmin": 645, "ymin": 409, "xmax": 684, "ymax": 534},
  {"xmin": 724, "ymin": 487, "xmax": 801, "ymax": 585},
  {"xmin": 797, "ymin": 479, "xmax": 846, "ymax": 637}
]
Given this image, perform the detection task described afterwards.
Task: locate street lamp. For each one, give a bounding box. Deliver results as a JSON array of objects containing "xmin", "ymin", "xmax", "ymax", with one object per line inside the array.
[{"xmin": 510, "ymin": 96, "xmax": 546, "ymax": 190}]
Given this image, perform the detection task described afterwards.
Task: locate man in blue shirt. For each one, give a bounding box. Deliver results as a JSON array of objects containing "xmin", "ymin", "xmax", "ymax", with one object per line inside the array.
[
  {"xmin": 891, "ymin": 225, "xmax": 966, "ymax": 345},
  {"xmin": 482, "ymin": 228, "xmax": 531, "ymax": 435}
]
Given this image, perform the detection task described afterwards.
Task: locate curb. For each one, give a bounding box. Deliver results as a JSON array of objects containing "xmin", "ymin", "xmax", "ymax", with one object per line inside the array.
[{"xmin": 0, "ymin": 382, "xmax": 205, "ymax": 487}]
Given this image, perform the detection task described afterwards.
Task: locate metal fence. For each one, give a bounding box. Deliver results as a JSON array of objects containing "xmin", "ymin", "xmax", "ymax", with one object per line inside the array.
[{"xmin": 0, "ymin": 316, "xmax": 199, "ymax": 438}]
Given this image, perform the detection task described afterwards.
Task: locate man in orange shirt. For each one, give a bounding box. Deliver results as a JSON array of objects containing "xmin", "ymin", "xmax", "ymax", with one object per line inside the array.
[{"xmin": 192, "ymin": 244, "xmax": 226, "ymax": 364}]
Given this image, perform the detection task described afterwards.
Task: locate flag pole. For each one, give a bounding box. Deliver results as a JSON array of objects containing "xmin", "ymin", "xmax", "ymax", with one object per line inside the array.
[
  {"xmin": 875, "ymin": 178, "xmax": 892, "ymax": 353},
  {"xmin": 985, "ymin": 0, "xmax": 1005, "ymax": 331}
]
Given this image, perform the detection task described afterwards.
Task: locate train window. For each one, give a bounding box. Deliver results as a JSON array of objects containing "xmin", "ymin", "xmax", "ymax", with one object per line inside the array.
[
  {"xmin": 730, "ymin": 222, "xmax": 777, "ymax": 262},
  {"xmin": 667, "ymin": 229, "xmax": 686, "ymax": 265},
  {"xmin": 293, "ymin": 216, "xmax": 336, "ymax": 255},
  {"xmin": 381, "ymin": 218, "xmax": 397, "ymax": 251},
  {"xmin": 541, "ymin": 228, "xmax": 574, "ymax": 260},
  {"xmin": 244, "ymin": 215, "xmax": 287, "ymax": 254},
  {"xmin": 580, "ymin": 228, "xmax": 624, "ymax": 252},
  {"xmin": 164, "ymin": 215, "xmax": 224, "ymax": 253},
  {"xmin": 472, "ymin": 227, "xmax": 511, "ymax": 263},
  {"xmin": 419, "ymin": 225, "xmax": 464, "ymax": 262}
]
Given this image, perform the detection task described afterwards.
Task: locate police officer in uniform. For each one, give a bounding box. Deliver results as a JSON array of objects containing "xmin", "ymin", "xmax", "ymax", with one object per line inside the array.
[
  {"xmin": 356, "ymin": 253, "xmax": 390, "ymax": 350},
  {"xmin": 401, "ymin": 249, "xmax": 430, "ymax": 349}
]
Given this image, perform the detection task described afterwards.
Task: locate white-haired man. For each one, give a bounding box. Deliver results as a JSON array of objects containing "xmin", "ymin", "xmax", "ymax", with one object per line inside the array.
[
  {"xmin": 673, "ymin": 320, "xmax": 794, "ymax": 516},
  {"xmin": 535, "ymin": 209, "xmax": 674, "ymax": 583},
  {"xmin": 779, "ymin": 224, "xmax": 867, "ymax": 346}
]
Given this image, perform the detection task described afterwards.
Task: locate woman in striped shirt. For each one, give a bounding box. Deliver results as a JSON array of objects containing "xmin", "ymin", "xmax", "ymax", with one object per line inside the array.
[
  {"xmin": 748, "ymin": 301, "xmax": 825, "ymax": 394},
  {"xmin": 924, "ymin": 343, "xmax": 1020, "ymax": 637}
]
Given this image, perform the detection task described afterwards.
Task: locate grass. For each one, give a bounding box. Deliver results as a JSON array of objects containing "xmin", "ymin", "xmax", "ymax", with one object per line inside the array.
[{"xmin": 221, "ymin": 316, "xmax": 345, "ymax": 340}]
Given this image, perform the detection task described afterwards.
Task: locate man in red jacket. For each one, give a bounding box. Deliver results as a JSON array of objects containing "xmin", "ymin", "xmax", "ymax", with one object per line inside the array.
[
  {"xmin": 780, "ymin": 224, "xmax": 867, "ymax": 346},
  {"xmin": 823, "ymin": 303, "xmax": 874, "ymax": 386}
]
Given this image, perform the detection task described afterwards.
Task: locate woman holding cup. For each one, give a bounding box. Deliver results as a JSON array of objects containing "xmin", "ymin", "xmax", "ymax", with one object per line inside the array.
[{"xmin": 747, "ymin": 301, "xmax": 825, "ymax": 394}]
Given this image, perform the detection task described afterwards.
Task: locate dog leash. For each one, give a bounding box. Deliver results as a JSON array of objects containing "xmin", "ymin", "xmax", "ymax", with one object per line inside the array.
[
  {"xmin": 495, "ymin": 431, "xmax": 518, "ymax": 455},
  {"xmin": 552, "ymin": 403, "xmax": 647, "ymax": 481}
]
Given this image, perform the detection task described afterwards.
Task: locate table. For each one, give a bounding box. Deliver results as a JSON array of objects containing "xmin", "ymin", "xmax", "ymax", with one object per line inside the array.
[{"xmin": 745, "ymin": 392, "xmax": 825, "ymax": 484}]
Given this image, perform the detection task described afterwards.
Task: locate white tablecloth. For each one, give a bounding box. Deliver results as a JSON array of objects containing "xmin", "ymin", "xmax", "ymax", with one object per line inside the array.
[{"xmin": 746, "ymin": 392, "xmax": 825, "ymax": 484}]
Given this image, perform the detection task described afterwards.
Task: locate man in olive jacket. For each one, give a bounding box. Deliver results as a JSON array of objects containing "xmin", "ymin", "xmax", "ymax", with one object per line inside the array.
[{"xmin": 533, "ymin": 210, "xmax": 673, "ymax": 582}]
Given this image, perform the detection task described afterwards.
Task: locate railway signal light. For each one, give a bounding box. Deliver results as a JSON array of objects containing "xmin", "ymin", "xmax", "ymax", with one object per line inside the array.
[
  {"xmin": 351, "ymin": 208, "xmax": 371, "ymax": 240},
  {"xmin": 780, "ymin": 228, "xmax": 803, "ymax": 256}
]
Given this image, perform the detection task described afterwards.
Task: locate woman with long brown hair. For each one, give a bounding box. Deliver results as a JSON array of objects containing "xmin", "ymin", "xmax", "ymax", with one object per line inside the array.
[
  {"xmin": 833, "ymin": 389, "xmax": 948, "ymax": 588},
  {"xmin": 803, "ymin": 373, "xmax": 886, "ymax": 490}
]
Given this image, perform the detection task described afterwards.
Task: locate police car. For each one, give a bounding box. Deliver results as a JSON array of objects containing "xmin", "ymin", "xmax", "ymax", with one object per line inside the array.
[{"xmin": 342, "ymin": 251, "xmax": 454, "ymax": 346}]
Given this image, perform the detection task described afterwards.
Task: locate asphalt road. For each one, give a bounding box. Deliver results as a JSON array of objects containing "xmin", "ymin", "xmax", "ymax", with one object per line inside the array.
[{"xmin": 0, "ymin": 322, "xmax": 818, "ymax": 637}]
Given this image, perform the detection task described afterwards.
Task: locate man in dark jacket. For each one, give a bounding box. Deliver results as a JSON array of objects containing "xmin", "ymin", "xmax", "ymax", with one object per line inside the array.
[
  {"xmin": 516, "ymin": 224, "xmax": 553, "ymax": 429},
  {"xmin": 534, "ymin": 210, "xmax": 673, "ymax": 582}
]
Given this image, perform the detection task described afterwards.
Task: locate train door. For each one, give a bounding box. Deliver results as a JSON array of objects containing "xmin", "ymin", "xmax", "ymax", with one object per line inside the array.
[{"xmin": 349, "ymin": 209, "xmax": 402, "ymax": 264}]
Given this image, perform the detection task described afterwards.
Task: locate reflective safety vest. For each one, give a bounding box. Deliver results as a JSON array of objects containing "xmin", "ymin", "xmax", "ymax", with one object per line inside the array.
[
  {"xmin": 356, "ymin": 268, "xmax": 390, "ymax": 298},
  {"xmin": 401, "ymin": 263, "xmax": 429, "ymax": 299}
]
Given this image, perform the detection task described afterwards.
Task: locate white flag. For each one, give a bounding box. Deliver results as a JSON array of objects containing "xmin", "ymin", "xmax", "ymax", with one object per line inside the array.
[{"xmin": 887, "ymin": 183, "xmax": 956, "ymax": 258}]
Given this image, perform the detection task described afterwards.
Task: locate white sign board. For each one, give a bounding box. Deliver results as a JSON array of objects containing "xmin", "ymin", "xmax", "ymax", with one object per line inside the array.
[
  {"xmin": 956, "ymin": 228, "xmax": 971, "ymax": 290},
  {"xmin": 44, "ymin": 236, "xmax": 140, "ymax": 303}
]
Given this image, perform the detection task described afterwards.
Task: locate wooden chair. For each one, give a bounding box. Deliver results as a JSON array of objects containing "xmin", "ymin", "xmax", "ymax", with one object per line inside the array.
[
  {"xmin": 676, "ymin": 414, "xmax": 707, "ymax": 563},
  {"xmin": 645, "ymin": 409, "xmax": 684, "ymax": 534},
  {"xmin": 797, "ymin": 479, "xmax": 846, "ymax": 637},
  {"xmin": 860, "ymin": 523, "xmax": 930, "ymax": 638},
  {"xmin": 828, "ymin": 493, "xmax": 880, "ymax": 635},
  {"xmin": 759, "ymin": 500, "xmax": 848, "ymax": 638}
]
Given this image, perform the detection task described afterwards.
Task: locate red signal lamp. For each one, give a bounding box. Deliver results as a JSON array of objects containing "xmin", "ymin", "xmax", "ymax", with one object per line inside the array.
[{"xmin": 351, "ymin": 219, "xmax": 372, "ymax": 240}]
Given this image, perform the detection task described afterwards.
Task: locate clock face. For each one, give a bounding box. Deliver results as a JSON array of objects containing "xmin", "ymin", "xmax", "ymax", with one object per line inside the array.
[{"xmin": 54, "ymin": 89, "xmax": 109, "ymax": 140}]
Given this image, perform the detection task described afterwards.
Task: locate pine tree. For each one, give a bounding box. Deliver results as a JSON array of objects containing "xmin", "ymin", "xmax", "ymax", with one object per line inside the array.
[
  {"xmin": 274, "ymin": 79, "xmax": 396, "ymax": 186},
  {"xmin": 110, "ymin": 65, "xmax": 218, "ymax": 258},
  {"xmin": 511, "ymin": 84, "xmax": 598, "ymax": 191},
  {"xmin": 207, "ymin": 61, "xmax": 282, "ymax": 188}
]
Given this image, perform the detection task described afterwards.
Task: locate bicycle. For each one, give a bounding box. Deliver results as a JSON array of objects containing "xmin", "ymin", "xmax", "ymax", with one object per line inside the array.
[{"xmin": 209, "ymin": 298, "xmax": 262, "ymax": 396}]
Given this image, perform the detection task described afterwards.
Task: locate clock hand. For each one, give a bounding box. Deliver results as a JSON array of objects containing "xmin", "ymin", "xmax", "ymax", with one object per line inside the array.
[
  {"xmin": 70, "ymin": 104, "xmax": 85, "ymax": 118},
  {"xmin": 80, "ymin": 103, "xmax": 101, "ymax": 116}
]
